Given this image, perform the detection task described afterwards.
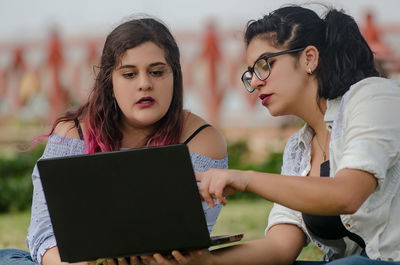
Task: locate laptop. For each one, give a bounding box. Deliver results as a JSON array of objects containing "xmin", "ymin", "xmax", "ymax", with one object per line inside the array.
[{"xmin": 37, "ymin": 144, "xmax": 243, "ymax": 263}]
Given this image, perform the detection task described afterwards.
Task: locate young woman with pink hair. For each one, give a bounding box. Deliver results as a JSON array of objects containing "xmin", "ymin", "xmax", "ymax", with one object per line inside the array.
[{"xmin": 0, "ymin": 17, "xmax": 227, "ymax": 265}]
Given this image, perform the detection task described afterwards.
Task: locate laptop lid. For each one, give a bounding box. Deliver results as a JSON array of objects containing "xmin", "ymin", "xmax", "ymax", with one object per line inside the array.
[{"xmin": 38, "ymin": 144, "xmax": 212, "ymax": 263}]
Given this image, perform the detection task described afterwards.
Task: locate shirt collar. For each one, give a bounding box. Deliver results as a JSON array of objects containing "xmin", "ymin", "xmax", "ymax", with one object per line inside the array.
[
  {"xmin": 297, "ymin": 123, "xmax": 314, "ymax": 148},
  {"xmin": 324, "ymin": 97, "xmax": 342, "ymax": 125}
]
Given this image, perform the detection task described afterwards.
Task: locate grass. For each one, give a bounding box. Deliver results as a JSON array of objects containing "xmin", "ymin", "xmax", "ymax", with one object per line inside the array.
[
  {"xmin": 0, "ymin": 199, "xmax": 323, "ymax": 261},
  {"xmin": 211, "ymin": 198, "xmax": 323, "ymax": 261},
  {"xmin": 0, "ymin": 211, "xmax": 30, "ymax": 250}
]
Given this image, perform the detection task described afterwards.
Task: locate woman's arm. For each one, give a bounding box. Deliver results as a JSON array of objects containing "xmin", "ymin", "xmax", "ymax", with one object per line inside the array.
[
  {"xmin": 247, "ymin": 168, "xmax": 376, "ymax": 215},
  {"xmin": 42, "ymin": 247, "xmax": 90, "ymax": 265},
  {"xmin": 154, "ymin": 223, "xmax": 305, "ymax": 265},
  {"xmin": 197, "ymin": 167, "xmax": 376, "ymax": 215},
  {"xmin": 28, "ymin": 121, "xmax": 84, "ymax": 264},
  {"xmin": 211, "ymin": 224, "xmax": 305, "ymax": 265}
]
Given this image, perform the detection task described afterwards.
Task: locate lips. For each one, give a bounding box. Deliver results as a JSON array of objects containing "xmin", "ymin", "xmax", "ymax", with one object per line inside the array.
[
  {"xmin": 136, "ymin": 96, "xmax": 155, "ymax": 107},
  {"xmin": 259, "ymin": 93, "xmax": 272, "ymax": 105},
  {"xmin": 136, "ymin": 96, "xmax": 154, "ymax": 104}
]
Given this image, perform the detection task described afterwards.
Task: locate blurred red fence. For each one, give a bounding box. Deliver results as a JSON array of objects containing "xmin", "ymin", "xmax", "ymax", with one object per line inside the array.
[{"xmin": 1, "ymin": 15, "xmax": 399, "ymax": 129}]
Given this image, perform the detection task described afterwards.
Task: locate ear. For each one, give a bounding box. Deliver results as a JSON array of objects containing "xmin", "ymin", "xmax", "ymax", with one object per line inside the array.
[{"xmin": 303, "ymin": 45, "xmax": 319, "ymax": 74}]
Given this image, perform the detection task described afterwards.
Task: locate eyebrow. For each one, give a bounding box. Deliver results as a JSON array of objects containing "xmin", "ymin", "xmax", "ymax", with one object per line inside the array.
[
  {"xmin": 247, "ymin": 52, "xmax": 274, "ymax": 69},
  {"xmin": 116, "ymin": 62, "xmax": 167, "ymax": 70},
  {"xmin": 256, "ymin": 52, "xmax": 274, "ymax": 61}
]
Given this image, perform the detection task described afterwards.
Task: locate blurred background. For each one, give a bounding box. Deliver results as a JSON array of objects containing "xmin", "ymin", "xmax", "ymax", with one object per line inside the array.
[{"xmin": 1, "ymin": 0, "xmax": 400, "ymax": 259}]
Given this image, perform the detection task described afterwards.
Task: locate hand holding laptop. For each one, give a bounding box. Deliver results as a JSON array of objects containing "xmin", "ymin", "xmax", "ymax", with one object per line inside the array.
[
  {"xmin": 152, "ymin": 249, "xmax": 212, "ymax": 265},
  {"xmin": 94, "ymin": 252, "xmax": 190, "ymax": 265},
  {"xmin": 92, "ymin": 256, "xmax": 142, "ymax": 265}
]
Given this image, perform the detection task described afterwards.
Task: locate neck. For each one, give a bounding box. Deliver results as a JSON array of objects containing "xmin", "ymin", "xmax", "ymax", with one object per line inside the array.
[
  {"xmin": 297, "ymin": 95, "xmax": 330, "ymax": 159},
  {"xmin": 304, "ymin": 99, "xmax": 330, "ymax": 162},
  {"xmin": 291, "ymin": 79, "xmax": 327, "ymax": 132},
  {"xmin": 297, "ymin": 98, "xmax": 327, "ymax": 136},
  {"xmin": 120, "ymin": 121, "xmax": 155, "ymax": 149},
  {"xmin": 292, "ymin": 83, "xmax": 330, "ymax": 161}
]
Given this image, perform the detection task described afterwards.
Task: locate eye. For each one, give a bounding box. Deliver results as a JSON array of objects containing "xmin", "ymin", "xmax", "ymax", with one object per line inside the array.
[
  {"xmin": 268, "ymin": 60, "xmax": 276, "ymax": 68},
  {"xmin": 150, "ymin": 70, "xmax": 164, "ymax": 77},
  {"xmin": 255, "ymin": 58, "xmax": 269, "ymax": 71},
  {"xmin": 122, "ymin": 72, "xmax": 136, "ymax": 79}
]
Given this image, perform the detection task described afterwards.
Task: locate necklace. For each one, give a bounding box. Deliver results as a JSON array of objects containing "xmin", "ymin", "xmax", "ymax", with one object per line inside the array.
[{"xmin": 315, "ymin": 132, "xmax": 329, "ymax": 161}]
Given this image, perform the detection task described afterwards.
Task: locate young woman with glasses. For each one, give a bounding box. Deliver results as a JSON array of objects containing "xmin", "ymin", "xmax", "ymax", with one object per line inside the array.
[{"xmin": 153, "ymin": 5, "xmax": 400, "ymax": 265}]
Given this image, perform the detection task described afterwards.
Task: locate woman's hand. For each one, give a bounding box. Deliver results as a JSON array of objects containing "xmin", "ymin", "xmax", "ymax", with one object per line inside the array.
[
  {"xmin": 196, "ymin": 168, "xmax": 249, "ymax": 208},
  {"xmin": 153, "ymin": 250, "xmax": 213, "ymax": 265},
  {"xmin": 95, "ymin": 256, "xmax": 153, "ymax": 265}
]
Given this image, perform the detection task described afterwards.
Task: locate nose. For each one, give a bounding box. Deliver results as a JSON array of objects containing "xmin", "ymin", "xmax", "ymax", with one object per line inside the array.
[
  {"xmin": 249, "ymin": 73, "xmax": 265, "ymax": 91},
  {"xmin": 138, "ymin": 72, "xmax": 152, "ymax": 91}
]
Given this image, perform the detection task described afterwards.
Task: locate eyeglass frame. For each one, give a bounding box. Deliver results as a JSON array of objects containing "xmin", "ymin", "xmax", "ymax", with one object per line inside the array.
[{"xmin": 241, "ymin": 47, "xmax": 305, "ymax": 93}]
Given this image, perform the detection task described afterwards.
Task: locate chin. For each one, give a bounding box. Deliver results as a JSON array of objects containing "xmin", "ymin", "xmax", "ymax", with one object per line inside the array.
[
  {"xmin": 138, "ymin": 117, "xmax": 163, "ymax": 127},
  {"xmin": 266, "ymin": 102, "xmax": 292, "ymax": 117},
  {"xmin": 266, "ymin": 106, "xmax": 282, "ymax": 117},
  {"xmin": 124, "ymin": 114, "xmax": 164, "ymax": 128}
]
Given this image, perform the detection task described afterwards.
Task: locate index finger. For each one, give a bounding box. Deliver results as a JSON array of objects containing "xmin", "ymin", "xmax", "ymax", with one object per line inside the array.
[
  {"xmin": 105, "ymin": 259, "xmax": 117, "ymax": 265},
  {"xmin": 198, "ymin": 173, "xmax": 215, "ymax": 208},
  {"xmin": 171, "ymin": 250, "xmax": 189, "ymax": 264},
  {"xmin": 116, "ymin": 257, "xmax": 129, "ymax": 265},
  {"xmin": 129, "ymin": 256, "xmax": 142, "ymax": 265},
  {"xmin": 153, "ymin": 253, "xmax": 175, "ymax": 265}
]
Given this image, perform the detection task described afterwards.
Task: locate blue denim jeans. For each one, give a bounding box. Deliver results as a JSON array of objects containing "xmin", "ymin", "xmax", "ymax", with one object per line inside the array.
[
  {"xmin": 293, "ymin": 251, "xmax": 400, "ymax": 265},
  {"xmin": 0, "ymin": 249, "xmax": 38, "ymax": 265}
]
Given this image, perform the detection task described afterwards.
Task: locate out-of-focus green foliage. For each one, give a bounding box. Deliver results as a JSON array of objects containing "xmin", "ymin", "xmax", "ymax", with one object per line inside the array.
[
  {"xmin": 0, "ymin": 146, "xmax": 44, "ymax": 212},
  {"xmin": 0, "ymin": 139, "xmax": 282, "ymax": 212},
  {"xmin": 227, "ymin": 140, "xmax": 283, "ymax": 200}
]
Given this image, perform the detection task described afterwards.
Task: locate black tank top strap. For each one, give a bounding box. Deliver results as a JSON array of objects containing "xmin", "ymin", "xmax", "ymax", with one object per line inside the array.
[
  {"xmin": 73, "ymin": 118, "xmax": 84, "ymax": 141},
  {"xmin": 183, "ymin": 124, "xmax": 211, "ymax": 145}
]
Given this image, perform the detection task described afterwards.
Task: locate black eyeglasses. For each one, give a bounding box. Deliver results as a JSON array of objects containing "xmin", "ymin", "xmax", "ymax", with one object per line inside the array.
[{"xmin": 241, "ymin": 47, "xmax": 305, "ymax": 93}]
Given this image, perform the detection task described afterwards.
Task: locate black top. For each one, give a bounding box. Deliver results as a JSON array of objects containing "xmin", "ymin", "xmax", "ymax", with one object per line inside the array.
[
  {"xmin": 74, "ymin": 118, "xmax": 84, "ymax": 140},
  {"xmin": 73, "ymin": 118, "xmax": 211, "ymax": 146},
  {"xmin": 302, "ymin": 160, "xmax": 365, "ymax": 249}
]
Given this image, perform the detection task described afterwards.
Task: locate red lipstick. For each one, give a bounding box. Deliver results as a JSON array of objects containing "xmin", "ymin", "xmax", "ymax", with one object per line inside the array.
[
  {"xmin": 136, "ymin": 96, "xmax": 155, "ymax": 107},
  {"xmin": 259, "ymin": 94, "xmax": 272, "ymax": 105}
]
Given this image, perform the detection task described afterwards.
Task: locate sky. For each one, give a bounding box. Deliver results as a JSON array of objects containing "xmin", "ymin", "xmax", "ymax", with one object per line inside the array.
[{"xmin": 1, "ymin": 0, "xmax": 400, "ymax": 41}]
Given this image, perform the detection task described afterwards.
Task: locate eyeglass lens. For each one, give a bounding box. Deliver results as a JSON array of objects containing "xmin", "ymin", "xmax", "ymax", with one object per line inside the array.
[
  {"xmin": 242, "ymin": 58, "xmax": 271, "ymax": 93},
  {"xmin": 254, "ymin": 58, "xmax": 271, "ymax": 80},
  {"xmin": 242, "ymin": 71, "xmax": 255, "ymax": 92}
]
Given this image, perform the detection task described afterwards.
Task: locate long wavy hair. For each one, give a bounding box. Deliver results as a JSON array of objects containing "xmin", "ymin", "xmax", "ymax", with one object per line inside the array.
[{"xmin": 47, "ymin": 17, "xmax": 184, "ymax": 153}]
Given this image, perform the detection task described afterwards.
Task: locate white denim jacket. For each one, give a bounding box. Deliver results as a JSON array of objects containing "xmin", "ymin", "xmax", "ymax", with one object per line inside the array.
[{"xmin": 266, "ymin": 77, "xmax": 400, "ymax": 262}]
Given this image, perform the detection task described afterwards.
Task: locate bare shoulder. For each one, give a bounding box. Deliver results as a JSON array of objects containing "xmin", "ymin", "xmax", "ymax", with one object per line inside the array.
[
  {"xmin": 181, "ymin": 112, "xmax": 227, "ymax": 160},
  {"xmin": 53, "ymin": 120, "xmax": 81, "ymax": 140}
]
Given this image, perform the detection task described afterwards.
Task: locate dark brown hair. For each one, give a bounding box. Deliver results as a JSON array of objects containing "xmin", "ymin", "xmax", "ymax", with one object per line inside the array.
[{"xmin": 49, "ymin": 17, "xmax": 184, "ymax": 153}]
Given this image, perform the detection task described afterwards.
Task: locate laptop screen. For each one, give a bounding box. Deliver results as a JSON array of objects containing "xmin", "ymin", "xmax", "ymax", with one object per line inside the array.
[{"xmin": 38, "ymin": 144, "xmax": 211, "ymax": 262}]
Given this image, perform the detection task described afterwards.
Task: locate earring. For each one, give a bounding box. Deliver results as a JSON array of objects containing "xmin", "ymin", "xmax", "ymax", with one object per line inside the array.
[{"xmin": 307, "ymin": 68, "xmax": 313, "ymax": 75}]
